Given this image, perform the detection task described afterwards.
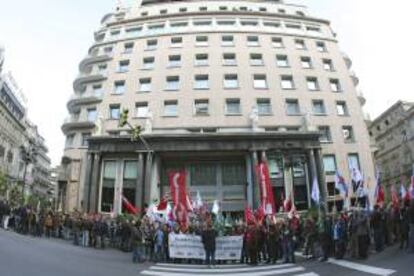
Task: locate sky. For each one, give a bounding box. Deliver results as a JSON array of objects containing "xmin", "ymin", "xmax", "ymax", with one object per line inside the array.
[{"xmin": 0, "ymin": 0, "xmax": 413, "ymax": 166}]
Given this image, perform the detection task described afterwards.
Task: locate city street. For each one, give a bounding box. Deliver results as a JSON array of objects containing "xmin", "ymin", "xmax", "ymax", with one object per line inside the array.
[{"xmin": 0, "ymin": 229, "xmax": 411, "ymax": 276}]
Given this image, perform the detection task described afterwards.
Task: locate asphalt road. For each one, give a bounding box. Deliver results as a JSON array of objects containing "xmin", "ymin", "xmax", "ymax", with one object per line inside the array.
[{"xmin": 0, "ymin": 229, "xmax": 411, "ymax": 276}]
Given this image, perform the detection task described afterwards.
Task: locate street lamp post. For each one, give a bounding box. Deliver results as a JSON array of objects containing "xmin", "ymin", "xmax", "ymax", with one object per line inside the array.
[{"xmin": 20, "ymin": 144, "xmax": 37, "ymax": 205}]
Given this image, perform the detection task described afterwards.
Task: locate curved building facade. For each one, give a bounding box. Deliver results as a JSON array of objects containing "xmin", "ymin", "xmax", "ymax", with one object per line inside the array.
[{"xmin": 60, "ymin": 0, "xmax": 374, "ymax": 214}]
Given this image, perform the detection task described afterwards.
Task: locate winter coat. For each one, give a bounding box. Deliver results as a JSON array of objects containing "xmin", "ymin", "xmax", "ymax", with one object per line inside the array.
[{"xmin": 201, "ymin": 228, "xmax": 217, "ymax": 251}]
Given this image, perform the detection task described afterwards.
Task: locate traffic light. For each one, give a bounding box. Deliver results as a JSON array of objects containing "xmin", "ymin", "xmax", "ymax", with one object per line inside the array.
[{"xmin": 119, "ymin": 108, "xmax": 129, "ymax": 127}]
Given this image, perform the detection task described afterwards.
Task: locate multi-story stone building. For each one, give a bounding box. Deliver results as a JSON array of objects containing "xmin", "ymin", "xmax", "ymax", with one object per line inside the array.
[
  {"xmin": 0, "ymin": 47, "xmax": 52, "ymax": 201},
  {"xmin": 60, "ymin": 0, "xmax": 375, "ymax": 215},
  {"xmin": 368, "ymin": 101, "xmax": 414, "ymax": 191}
]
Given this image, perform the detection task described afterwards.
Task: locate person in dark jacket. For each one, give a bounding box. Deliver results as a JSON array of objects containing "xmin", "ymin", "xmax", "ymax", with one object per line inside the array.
[
  {"xmin": 371, "ymin": 205, "xmax": 385, "ymax": 252},
  {"xmin": 408, "ymin": 200, "xmax": 414, "ymax": 253},
  {"xmin": 201, "ymin": 222, "xmax": 217, "ymax": 268}
]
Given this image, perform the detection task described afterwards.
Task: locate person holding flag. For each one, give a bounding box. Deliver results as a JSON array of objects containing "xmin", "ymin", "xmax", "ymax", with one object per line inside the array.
[{"xmin": 335, "ymin": 171, "xmax": 349, "ymax": 210}]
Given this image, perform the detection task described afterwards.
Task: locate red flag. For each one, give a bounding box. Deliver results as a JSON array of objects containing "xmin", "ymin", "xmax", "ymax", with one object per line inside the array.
[
  {"xmin": 245, "ymin": 205, "xmax": 256, "ymax": 225},
  {"xmin": 168, "ymin": 171, "xmax": 189, "ymax": 227},
  {"xmin": 256, "ymin": 162, "xmax": 276, "ymax": 215},
  {"xmin": 255, "ymin": 206, "xmax": 265, "ymax": 224},
  {"xmin": 122, "ymin": 195, "xmax": 139, "ymax": 215},
  {"xmin": 390, "ymin": 185, "xmax": 399, "ymax": 209},
  {"xmin": 157, "ymin": 197, "xmax": 168, "ymax": 211},
  {"xmin": 283, "ymin": 191, "xmax": 292, "ymax": 212}
]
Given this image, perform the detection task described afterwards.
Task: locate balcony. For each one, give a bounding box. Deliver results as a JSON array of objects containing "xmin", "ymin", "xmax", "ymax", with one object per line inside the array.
[
  {"xmin": 342, "ymin": 51, "xmax": 352, "ymax": 68},
  {"xmin": 73, "ymin": 72, "xmax": 107, "ymax": 93},
  {"xmin": 67, "ymin": 91, "xmax": 103, "ymax": 112},
  {"xmin": 79, "ymin": 52, "xmax": 113, "ymax": 73},
  {"xmin": 61, "ymin": 116, "xmax": 96, "ymax": 134},
  {"xmin": 350, "ymin": 70, "xmax": 359, "ymax": 86},
  {"xmin": 357, "ymin": 90, "xmax": 366, "ymax": 106}
]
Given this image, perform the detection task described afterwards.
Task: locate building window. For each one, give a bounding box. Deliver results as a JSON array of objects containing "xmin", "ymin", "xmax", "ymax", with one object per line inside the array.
[
  {"xmin": 247, "ymin": 36, "xmax": 259, "ymax": 46},
  {"xmin": 194, "ymin": 75, "xmax": 209, "ymax": 89},
  {"xmin": 336, "ymin": 101, "xmax": 348, "ymax": 116},
  {"xmin": 141, "ymin": 12, "xmax": 148, "ymax": 16},
  {"xmin": 222, "ymin": 35, "xmax": 234, "ymax": 46},
  {"xmin": 195, "ymin": 36, "xmax": 208, "ymax": 46},
  {"xmin": 348, "ymin": 153, "xmax": 360, "ymax": 171},
  {"xmin": 250, "ymin": 53, "xmax": 264, "ymax": 66},
  {"xmin": 87, "ymin": 108, "xmax": 97, "ymax": 122},
  {"xmin": 342, "ymin": 126, "xmax": 355, "ymax": 143},
  {"xmin": 171, "ymin": 37, "xmax": 183, "ymax": 48},
  {"xmin": 318, "ymin": 126, "xmax": 332, "ymax": 142},
  {"xmin": 217, "ymin": 19, "xmax": 236, "ymax": 26},
  {"xmin": 194, "ymin": 99, "xmax": 209, "ymax": 116},
  {"xmin": 199, "ymin": 6, "xmax": 207, "ymax": 11},
  {"xmin": 286, "ymin": 99, "xmax": 300, "ymax": 115},
  {"xmin": 170, "ymin": 21, "xmax": 188, "ymax": 28},
  {"xmin": 160, "ymin": 9, "xmax": 167, "ymax": 14},
  {"xmin": 165, "ymin": 76, "xmax": 180, "ymax": 91},
  {"xmin": 103, "ymin": 46, "xmax": 113, "ymax": 55},
  {"xmin": 93, "ymin": 84, "xmax": 103, "ymax": 97},
  {"xmin": 194, "ymin": 54, "xmax": 209, "ymax": 66},
  {"xmin": 164, "ymin": 100, "xmax": 178, "ymax": 117},
  {"xmin": 295, "ymin": 39, "xmax": 306, "ymax": 50},
  {"xmin": 97, "ymin": 64, "xmax": 107, "ymax": 74},
  {"xmin": 142, "ymin": 57, "xmax": 155, "ymax": 70},
  {"xmin": 123, "ymin": 43, "xmax": 134, "ymax": 54},
  {"xmin": 272, "ymin": 37, "xmax": 284, "ymax": 48},
  {"xmin": 226, "ymin": 99, "xmax": 241, "ymax": 115},
  {"xmin": 276, "ymin": 55, "xmax": 289, "ymax": 67},
  {"xmin": 109, "ymin": 104, "xmax": 120, "ymax": 119},
  {"xmin": 81, "ymin": 133, "xmax": 91, "ymax": 147},
  {"xmin": 139, "ymin": 78, "xmax": 152, "ymax": 92},
  {"xmin": 323, "ymin": 155, "xmax": 337, "ymax": 175},
  {"xmin": 316, "ymin": 41, "xmax": 327, "ymax": 52},
  {"xmin": 101, "ymin": 161, "xmax": 116, "ymax": 212},
  {"xmin": 312, "ymin": 100, "xmax": 326, "ymax": 115},
  {"xmin": 330, "ymin": 79, "xmax": 342, "ymax": 92},
  {"xmin": 110, "ymin": 29, "xmax": 120, "ymax": 37},
  {"xmin": 168, "ymin": 55, "xmax": 181, "ymax": 67},
  {"xmin": 253, "ymin": 74, "xmax": 268, "ymax": 89},
  {"xmin": 222, "ymin": 161, "xmax": 246, "ymax": 186},
  {"xmin": 135, "ymin": 102, "xmax": 148, "ymax": 118},
  {"xmin": 114, "ymin": 81, "xmax": 126, "ymax": 94},
  {"xmin": 122, "ymin": 161, "xmax": 138, "ymax": 213},
  {"xmin": 223, "ymin": 74, "xmax": 239, "ymax": 89},
  {"xmin": 281, "ymin": 75, "xmax": 295, "ymax": 89},
  {"xmin": 307, "ymin": 77, "xmax": 320, "ymax": 91},
  {"xmin": 323, "ymin": 59, "xmax": 334, "ymax": 71},
  {"xmin": 268, "ymin": 153, "xmax": 284, "ymax": 179},
  {"xmin": 190, "ymin": 163, "xmax": 216, "ymax": 186},
  {"xmin": 223, "ymin": 53, "xmax": 237, "ymax": 66},
  {"xmin": 125, "ymin": 26, "xmax": 142, "ymax": 37},
  {"xmin": 146, "ymin": 39, "xmax": 158, "ymax": 50},
  {"xmin": 301, "ymin": 57, "xmax": 312, "ymax": 69},
  {"xmin": 257, "ymin": 98, "xmax": 272, "ymax": 115},
  {"xmin": 179, "ymin": 7, "xmax": 187, "ymax": 13},
  {"xmin": 117, "ymin": 60, "xmax": 129, "ymax": 73},
  {"xmin": 65, "ymin": 134, "xmax": 75, "ymax": 148}
]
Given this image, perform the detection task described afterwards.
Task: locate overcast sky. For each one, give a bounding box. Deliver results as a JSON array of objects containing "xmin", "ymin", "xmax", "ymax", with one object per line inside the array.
[{"xmin": 0, "ymin": 0, "xmax": 413, "ymax": 166}]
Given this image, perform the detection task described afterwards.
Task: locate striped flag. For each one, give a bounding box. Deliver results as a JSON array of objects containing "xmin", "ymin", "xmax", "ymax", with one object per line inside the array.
[
  {"xmin": 390, "ymin": 185, "xmax": 399, "ymax": 209},
  {"xmin": 374, "ymin": 169, "xmax": 385, "ymax": 206}
]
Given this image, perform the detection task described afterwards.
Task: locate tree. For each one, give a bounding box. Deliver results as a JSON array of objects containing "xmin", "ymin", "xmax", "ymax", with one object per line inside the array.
[{"xmin": 0, "ymin": 170, "xmax": 7, "ymax": 197}]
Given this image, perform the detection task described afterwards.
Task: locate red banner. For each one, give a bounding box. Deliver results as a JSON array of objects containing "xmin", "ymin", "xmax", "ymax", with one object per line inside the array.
[
  {"xmin": 122, "ymin": 195, "xmax": 139, "ymax": 215},
  {"xmin": 168, "ymin": 171, "xmax": 190, "ymax": 227},
  {"xmin": 256, "ymin": 162, "xmax": 276, "ymax": 215}
]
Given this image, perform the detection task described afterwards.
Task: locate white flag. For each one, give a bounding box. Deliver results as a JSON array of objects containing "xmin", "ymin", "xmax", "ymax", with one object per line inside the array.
[
  {"xmin": 211, "ymin": 200, "xmax": 220, "ymax": 215},
  {"xmin": 311, "ymin": 176, "xmax": 320, "ymax": 205}
]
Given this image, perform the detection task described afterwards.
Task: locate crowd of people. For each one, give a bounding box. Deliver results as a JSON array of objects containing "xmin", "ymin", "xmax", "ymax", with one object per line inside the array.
[{"xmin": 1, "ymin": 199, "xmax": 414, "ymax": 267}]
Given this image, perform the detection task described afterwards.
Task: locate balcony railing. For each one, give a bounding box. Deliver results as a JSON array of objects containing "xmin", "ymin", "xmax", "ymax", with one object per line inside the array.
[
  {"xmin": 61, "ymin": 116, "xmax": 96, "ymax": 134},
  {"xmin": 79, "ymin": 52, "xmax": 113, "ymax": 72},
  {"xmin": 342, "ymin": 51, "xmax": 352, "ymax": 68},
  {"xmin": 350, "ymin": 70, "xmax": 359, "ymax": 86},
  {"xmin": 73, "ymin": 71, "xmax": 107, "ymax": 92},
  {"xmin": 67, "ymin": 91, "xmax": 103, "ymax": 112},
  {"xmin": 357, "ymin": 90, "xmax": 366, "ymax": 106}
]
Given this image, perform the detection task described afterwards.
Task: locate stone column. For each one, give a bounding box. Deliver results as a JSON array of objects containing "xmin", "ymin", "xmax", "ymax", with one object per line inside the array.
[
  {"xmin": 283, "ymin": 152, "xmax": 294, "ymax": 207},
  {"xmin": 314, "ymin": 148, "xmax": 328, "ymax": 213},
  {"xmin": 251, "ymin": 150, "xmax": 259, "ymax": 209},
  {"xmin": 150, "ymin": 154, "xmax": 161, "ymax": 204},
  {"xmin": 83, "ymin": 152, "xmax": 94, "ymax": 213},
  {"xmin": 143, "ymin": 152, "xmax": 154, "ymax": 206},
  {"xmin": 246, "ymin": 154, "xmax": 254, "ymax": 207},
  {"xmin": 89, "ymin": 153, "xmax": 101, "ymax": 213},
  {"xmin": 135, "ymin": 153, "xmax": 144, "ymax": 210}
]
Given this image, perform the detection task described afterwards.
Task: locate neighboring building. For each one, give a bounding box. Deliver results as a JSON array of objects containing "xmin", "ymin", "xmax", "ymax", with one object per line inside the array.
[
  {"xmin": 0, "ymin": 48, "xmax": 52, "ymax": 200},
  {"xmin": 368, "ymin": 101, "xmax": 414, "ymax": 190},
  {"xmin": 60, "ymin": 0, "xmax": 375, "ymax": 214}
]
